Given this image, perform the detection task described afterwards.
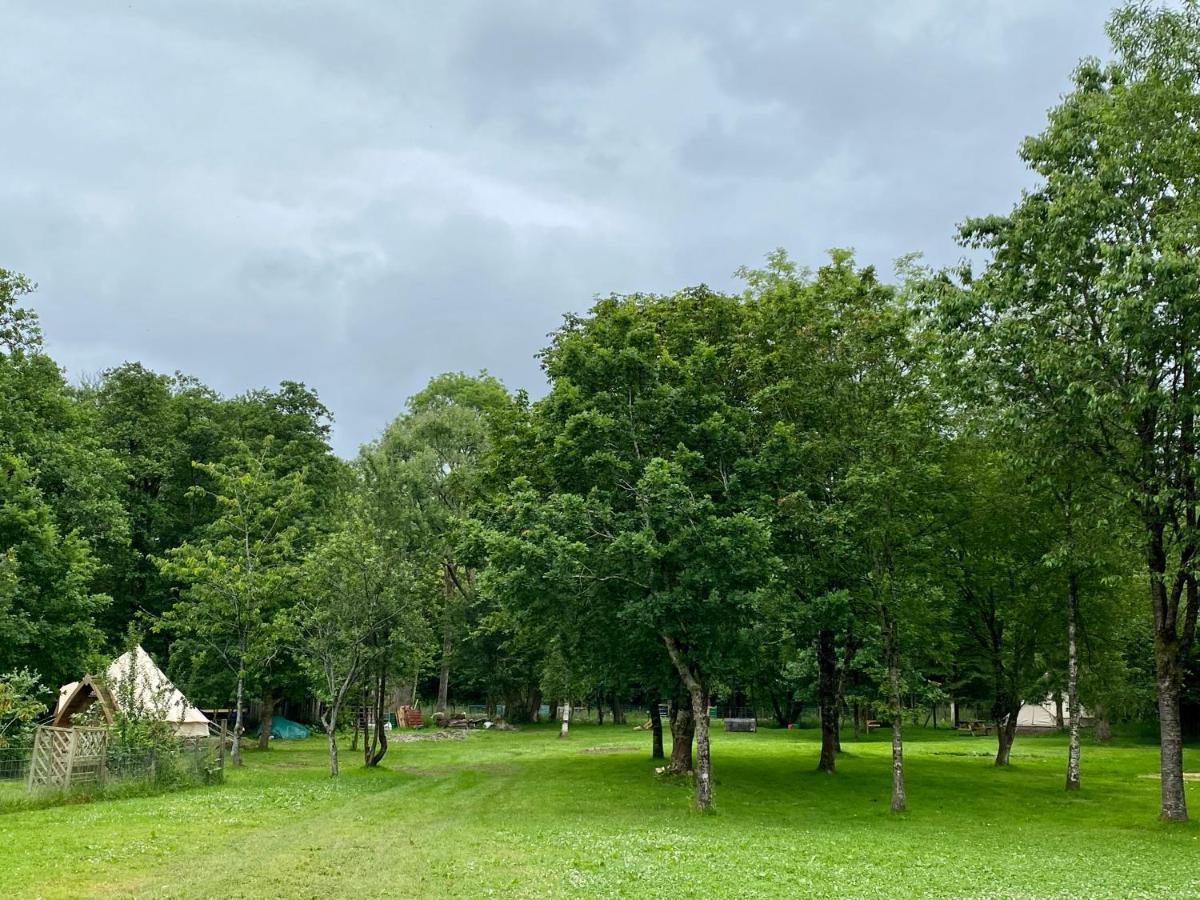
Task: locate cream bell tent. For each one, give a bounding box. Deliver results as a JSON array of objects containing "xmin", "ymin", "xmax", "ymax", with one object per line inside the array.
[
  {"xmin": 54, "ymin": 645, "xmax": 212, "ymax": 738},
  {"xmin": 1016, "ymin": 696, "xmax": 1088, "ymax": 729},
  {"xmin": 1016, "ymin": 699, "xmax": 1060, "ymax": 728}
]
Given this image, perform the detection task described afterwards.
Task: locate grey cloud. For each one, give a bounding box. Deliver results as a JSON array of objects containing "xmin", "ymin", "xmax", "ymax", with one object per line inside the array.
[{"xmin": 1, "ymin": 1, "xmax": 1117, "ymax": 454}]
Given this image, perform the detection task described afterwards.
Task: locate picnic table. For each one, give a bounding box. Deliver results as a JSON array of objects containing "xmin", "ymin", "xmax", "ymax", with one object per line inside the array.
[{"xmin": 956, "ymin": 720, "xmax": 993, "ymax": 736}]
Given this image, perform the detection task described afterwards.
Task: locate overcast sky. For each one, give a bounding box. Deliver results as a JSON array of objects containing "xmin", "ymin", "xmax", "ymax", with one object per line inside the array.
[{"xmin": 3, "ymin": 1, "xmax": 1114, "ymax": 454}]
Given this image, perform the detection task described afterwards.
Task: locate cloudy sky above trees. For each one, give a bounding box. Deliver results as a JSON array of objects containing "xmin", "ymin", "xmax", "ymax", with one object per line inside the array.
[{"xmin": 3, "ymin": 1, "xmax": 1111, "ymax": 453}]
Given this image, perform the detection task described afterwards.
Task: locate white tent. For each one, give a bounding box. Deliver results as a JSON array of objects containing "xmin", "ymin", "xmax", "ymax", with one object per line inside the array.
[
  {"xmin": 1017, "ymin": 696, "xmax": 1088, "ymax": 729},
  {"xmin": 1017, "ymin": 699, "xmax": 1060, "ymax": 728},
  {"xmin": 55, "ymin": 645, "xmax": 212, "ymax": 738}
]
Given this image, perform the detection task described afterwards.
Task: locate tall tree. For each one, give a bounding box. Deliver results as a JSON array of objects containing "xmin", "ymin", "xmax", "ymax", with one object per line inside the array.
[
  {"xmin": 942, "ymin": 440, "xmax": 1056, "ymax": 767},
  {"xmin": 366, "ymin": 373, "xmax": 513, "ymax": 717},
  {"xmin": 156, "ymin": 440, "xmax": 309, "ymax": 766},
  {"xmin": 946, "ymin": 2, "xmax": 1200, "ymax": 820},
  {"xmin": 0, "ymin": 270, "xmax": 125, "ymax": 686},
  {"xmin": 536, "ymin": 287, "xmax": 773, "ymax": 810},
  {"xmin": 743, "ymin": 252, "xmax": 945, "ymax": 806},
  {"xmin": 296, "ymin": 491, "xmax": 431, "ymax": 776}
]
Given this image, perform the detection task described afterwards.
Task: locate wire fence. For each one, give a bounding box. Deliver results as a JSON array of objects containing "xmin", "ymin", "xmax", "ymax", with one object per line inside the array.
[{"xmin": 0, "ymin": 730, "xmax": 224, "ymax": 809}]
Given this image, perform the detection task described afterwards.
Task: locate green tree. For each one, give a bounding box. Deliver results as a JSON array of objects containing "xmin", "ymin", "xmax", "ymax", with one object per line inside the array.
[
  {"xmin": 365, "ymin": 373, "xmax": 514, "ymax": 717},
  {"xmin": 86, "ymin": 364, "xmax": 223, "ymax": 644},
  {"xmin": 534, "ymin": 287, "xmax": 773, "ymax": 810},
  {"xmin": 945, "ymin": 1, "xmax": 1200, "ymax": 820},
  {"xmin": 0, "ymin": 668, "xmax": 48, "ymax": 749},
  {"xmin": 0, "ymin": 270, "xmax": 124, "ymax": 686},
  {"xmin": 156, "ymin": 440, "xmax": 309, "ymax": 767},
  {"xmin": 742, "ymin": 252, "xmax": 946, "ymax": 808},
  {"xmin": 941, "ymin": 439, "xmax": 1057, "ymax": 767},
  {"xmin": 296, "ymin": 491, "xmax": 432, "ymax": 776}
]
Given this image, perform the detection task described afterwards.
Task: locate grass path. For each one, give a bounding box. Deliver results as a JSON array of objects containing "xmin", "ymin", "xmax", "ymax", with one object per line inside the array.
[{"xmin": 0, "ymin": 725, "xmax": 1197, "ymax": 898}]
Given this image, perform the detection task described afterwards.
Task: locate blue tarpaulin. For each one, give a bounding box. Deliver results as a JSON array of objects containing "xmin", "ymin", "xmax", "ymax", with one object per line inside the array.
[{"xmin": 256, "ymin": 715, "xmax": 311, "ymax": 740}]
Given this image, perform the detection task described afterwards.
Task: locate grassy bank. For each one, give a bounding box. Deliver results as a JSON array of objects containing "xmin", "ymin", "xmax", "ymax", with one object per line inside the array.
[{"xmin": 0, "ymin": 724, "xmax": 1196, "ymax": 898}]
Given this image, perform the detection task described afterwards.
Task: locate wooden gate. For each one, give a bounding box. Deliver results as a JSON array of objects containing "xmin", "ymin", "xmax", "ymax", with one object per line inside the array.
[{"xmin": 26, "ymin": 725, "xmax": 109, "ymax": 791}]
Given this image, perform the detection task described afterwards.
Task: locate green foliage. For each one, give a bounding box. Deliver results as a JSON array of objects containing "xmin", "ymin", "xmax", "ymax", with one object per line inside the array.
[
  {"xmin": 0, "ymin": 668, "xmax": 46, "ymax": 748},
  {"xmin": 155, "ymin": 440, "xmax": 311, "ymax": 762},
  {"xmin": 296, "ymin": 487, "xmax": 435, "ymax": 726},
  {"xmin": 0, "ymin": 270, "xmax": 41, "ymax": 354}
]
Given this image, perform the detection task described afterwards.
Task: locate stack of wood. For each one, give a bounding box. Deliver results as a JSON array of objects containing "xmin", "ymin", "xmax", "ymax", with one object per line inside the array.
[{"xmin": 397, "ymin": 706, "xmax": 424, "ymax": 728}]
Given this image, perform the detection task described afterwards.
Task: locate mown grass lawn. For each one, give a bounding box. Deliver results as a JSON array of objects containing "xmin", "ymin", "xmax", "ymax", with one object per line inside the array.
[{"xmin": 0, "ymin": 723, "xmax": 1196, "ymax": 898}]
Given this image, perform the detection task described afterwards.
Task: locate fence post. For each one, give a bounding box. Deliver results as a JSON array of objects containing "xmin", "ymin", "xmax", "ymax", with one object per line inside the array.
[
  {"xmin": 99, "ymin": 730, "xmax": 109, "ymax": 786},
  {"xmin": 63, "ymin": 729, "xmax": 78, "ymax": 790},
  {"xmin": 219, "ymin": 720, "xmax": 227, "ymax": 771},
  {"xmin": 26, "ymin": 728, "xmax": 43, "ymax": 792}
]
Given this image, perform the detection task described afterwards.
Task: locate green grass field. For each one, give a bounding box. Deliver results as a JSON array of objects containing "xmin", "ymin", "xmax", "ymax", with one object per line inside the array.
[{"xmin": 0, "ymin": 724, "xmax": 1196, "ymax": 898}]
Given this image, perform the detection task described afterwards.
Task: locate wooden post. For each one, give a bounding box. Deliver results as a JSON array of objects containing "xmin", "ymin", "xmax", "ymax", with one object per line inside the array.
[
  {"xmin": 26, "ymin": 727, "xmax": 44, "ymax": 792},
  {"xmin": 98, "ymin": 731, "xmax": 109, "ymax": 786},
  {"xmin": 63, "ymin": 729, "xmax": 78, "ymax": 790},
  {"xmin": 219, "ymin": 720, "xmax": 227, "ymax": 771}
]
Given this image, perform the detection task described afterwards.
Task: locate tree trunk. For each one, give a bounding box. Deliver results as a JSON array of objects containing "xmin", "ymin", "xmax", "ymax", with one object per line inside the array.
[
  {"xmin": 817, "ymin": 627, "xmax": 838, "ymax": 773},
  {"xmin": 663, "ymin": 635, "xmax": 711, "ymax": 810},
  {"xmin": 231, "ymin": 670, "xmax": 245, "ymax": 768},
  {"xmin": 350, "ymin": 681, "xmax": 364, "ymax": 752},
  {"xmin": 835, "ymin": 632, "xmax": 857, "ymax": 751},
  {"xmin": 258, "ymin": 687, "xmax": 275, "ymax": 751},
  {"xmin": 326, "ymin": 725, "xmax": 339, "ymax": 777},
  {"xmin": 436, "ymin": 585, "xmax": 453, "ymax": 720},
  {"xmin": 1147, "ymin": 516, "xmax": 1190, "ymax": 822},
  {"xmin": 366, "ymin": 670, "xmax": 388, "ymax": 767},
  {"xmin": 689, "ymin": 683, "xmax": 712, "ymax": 810},
  {"xmin": 1094, "ymin": 704, "xmax": 1112, "ymax": 742},
  {"xmin": 559, "ymin": 698, "xmax": 571, "ymax": 738},
  {"xmin": 991, "ymin": 674, "xmax": 1020, "ymax": 766},
  {"xmin": 650, "ymin": 702, "xmax": 664, "ymax": 759},
  {"xmin": 1156, "ymin": 639, "xmax": 1188, "ymax": 821},
  {"xmin": 667, "ymin": 694, "xmax": 695, "ymax": 774},
  {"xmin": 596, "ymin": 701, "xmax": 604, "ymax": 726},
  {"xmin": 882, "ymin": 606, "xmax": 905, "ymax": 812},
  {"xmin": 1065, "ymin": 572, "xmax": 1081, "ymax": 791},
  {"xmin": 1054, "ymin": 691, "xmax": 1065, "ymax": 730},
  {"xmin": 612, "ymin": 696, "xmax": 625, "ymax": 725},
  {"xmin": 994, "ymin": 709, "xmax": 1019, "ymax": 766},
  {"xmin": 852, "ymin": 702, "xmax": 861, "ymax": 741},
  {"xmin": 769, "ymin": 691, "xmax": 788, "ymax": 729}
]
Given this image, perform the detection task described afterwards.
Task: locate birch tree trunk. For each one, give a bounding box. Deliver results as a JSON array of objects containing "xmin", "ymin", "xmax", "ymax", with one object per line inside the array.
[
  {"xmin": 690, "ymin": 684, "xmax": 712, "ymax": 810},
  {"xmin": 882, "ymin": 606, "xmax": 905, "ymax": 812},
  {"xmin": 1065, "ymin": 572, "xmax": 1081, "ymax": 791},
  {"xmin": 559, "ymin": 699, "xmax": 571, "ymax": 738},
  {"xmin": 326, "ymin": 725, "xmax": 339, "ymax": 776},
  {"xmin": 231, "ymin": 669, "xmax": 245, "ymax": 768}
]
